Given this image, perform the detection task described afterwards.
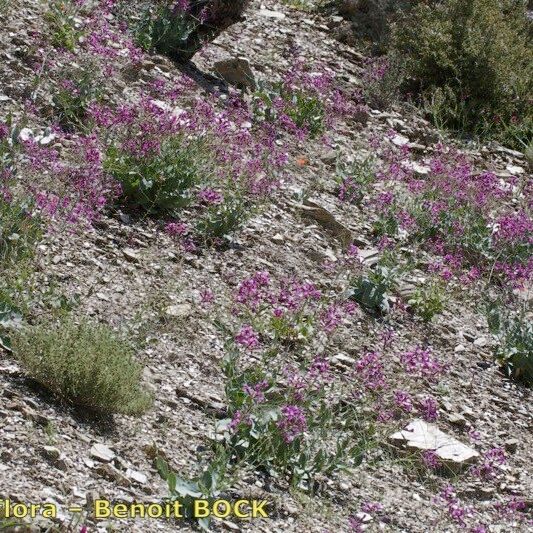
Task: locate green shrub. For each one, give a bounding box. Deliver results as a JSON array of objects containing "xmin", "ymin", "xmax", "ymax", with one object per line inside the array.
[
  {"xmin": 104, "ymin": 136, "xmax": 216, "ymax": 215},
  {"xmin": 487, "ymin": 303, "xmax": 532, "ymax": 386},
  {"xmin": 45, "ymin": 0, "xmax": 84, "ymax": 51},
  {"xmin": 53, "ymin": 63, "xmax": 102, "ymax": 131},
  {"xmin": 349, "ymin": 264, "xmax": 399, "ymax": 315},
  {"xmin": 196, "ymin": 194, "xmax": 251, "ymax": 239},
  {"xmin": 218, "ymin": 344, "xmax": 367, "ymax": 491},
  {"xmin": 134, "ymin": 3, "xmax": 198, "ymax": 58},
  {"xmin": 393, "ymin": 0, "xmax": 532, "ymax": 146},
  {"xmin": 253, "ymin": 81, "xmax": 326, "ymax": 138},
  {"xmin": 156, "ymin": 455, "xmax": 227, "ymax": 530},
  {"xmin": 133, "ymin": 0, "xmax": 250, "ymax": 61},
  {"xmin": 408, "ymin": 280, "xmax": 445, "ymax": 322},
  {"xmin": 12, "ymin": 318, "xmax": 153, "ymax": 414},
  {"xmin": 0, "ymin": 197, "xmax": 41, "ymax": 345},
  {"xmin": 336, "ymin": 156, "xmax": 376, "ymax": 204},
  {"xmin": 0, "ymin": 197, "xmax": 41, "ymax": 269}
]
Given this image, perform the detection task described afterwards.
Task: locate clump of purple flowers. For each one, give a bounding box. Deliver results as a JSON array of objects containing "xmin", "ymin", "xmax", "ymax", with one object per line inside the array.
[
  {"xmin": 354, "ymin": 352, "xmax": 386, "ymax": 391},
  {"xmin": 419, "ymin": 396, "xmax": 439, "ymax": 422},
  {"xmin": 277, "ymin": 405, "xmax": 307, "ymax": 443},
  {"xmin": 400, "ymin": 346, "xmax": 445, "ymax": 381},
  {"xmin": 235, "ymin": 324, "xmax": 260, "ymax": 350},
  {"xmin": 470, "ymin": 447, "xmax": 506, "ymax": 480}
]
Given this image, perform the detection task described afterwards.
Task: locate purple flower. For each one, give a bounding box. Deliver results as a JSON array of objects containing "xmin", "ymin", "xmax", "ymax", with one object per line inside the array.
[
  {"xmin": 198, "ymin": 187, "xmax": 223, "ymax": 205},
  {"xmin": 470, "ymin": 447, "xmax": 506, "ymax": 480},
  {"xmin": 229, "ymin": 409, "xmax": 250, "ymax": 432},
  {"xmin": 199, "ymin": 289, "xmax": 214, "ymax": 306},
  {"xmin": 277, "ymin": 405, "xmax": 307, "ymax": 443},
  {"xmin": 243, "ymin": 380, "xmax": 269, "ymax": 404},
  {"xmin": 0, "ymin": 122, "xmax": 9, "ymax": 140},
  {"xmin": 422, "ymin": 450, "xmax": 441, "ymax": 469},
  {"xmin": 361, "ymin": 501, "xmax": 383, "ymax": 514},
  {"xmin": 419, "ymin": 397, "xmax": 439, "ymax": 422},
  {"xmin": 354, "ymin": 352, "xmax": 386, "ymax": 391},
  {"xmin": 394, "ymin": 390, "xmax": 413, "ymax": 412},
  {"xmin": 165, "ymin": 221, "xmax": 188, "ymax": 237},
  {"xmin": 235, "ymin": 324, "xmax": 260, "ymax": 350},
  {"xmin": 400, "ymin": 346, "xmax": 445, "ymax": 380}
]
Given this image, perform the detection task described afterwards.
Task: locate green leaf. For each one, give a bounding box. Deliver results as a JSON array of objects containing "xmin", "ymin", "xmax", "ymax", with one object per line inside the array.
[
  {"xmin": 155, "ymin": 457, "xmax": 169, "ymax": 480},
  {"xmin": 167, "ymin": 471, "xmax": 177, "ymax": 494}
]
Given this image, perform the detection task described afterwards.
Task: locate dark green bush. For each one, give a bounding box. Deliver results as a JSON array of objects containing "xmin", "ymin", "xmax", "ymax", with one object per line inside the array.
[
  {"xmin": 393, "ymin": 0, "xmax": 532, "ymax": 147},
  {"xmin": 105, "ymin": 136, "xmax": 216, "ymax": 215},
  {"xmin": 13, "ymin": 318, "xmax": 153, "ymax": 414}
]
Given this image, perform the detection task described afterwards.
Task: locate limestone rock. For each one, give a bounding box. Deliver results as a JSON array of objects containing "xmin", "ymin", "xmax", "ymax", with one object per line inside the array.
[
  {"xmin": 389, "ymin": 419, "xmax": 479, "ymax": 467},
  {"xmin": 90, "ymin": 443, "xmax": 115, "ymax": 463}
]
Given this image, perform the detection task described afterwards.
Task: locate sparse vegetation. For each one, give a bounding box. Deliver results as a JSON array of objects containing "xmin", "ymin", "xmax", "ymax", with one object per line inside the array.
[
  {"xmin": 134, "ymin": 2, "xmax": 199, "ymax": 57},
  {"xmin": 392, "ymin": 0, "xmax": 532, "ymax": 147},
  {"xmin": 45, "ymin": 0, "xmax": 85, "ymax": 51},
  {"xmin": 12, "ymin": 318, "xmax": 152, "ymax": 414},
  {"xmin": 488, "ymin": 302, "xmax": 532, "ymax": 386},
  {"xmin": 408, "ymin": 280, "xmax": 445, "ymax": 322},
  {"xmin": 254, "ymin": 82, "xmax": 326, "ymax": 138},
  {"xmin": 132, "ymin": 0, "xmax": 251, "ymax": 61},
  {"xmin": 53, "ymin": 62, "xmax": 103, "ymax": 131},
  {"xmin": 336, "ymin": 155, "xmax": 376, "ymax": 204}
]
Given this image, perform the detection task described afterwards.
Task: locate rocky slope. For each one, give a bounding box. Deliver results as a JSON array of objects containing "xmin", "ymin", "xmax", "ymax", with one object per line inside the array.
[{"xmin": 0, "ymin": 1, "xmax": 531, "ymax": 532}]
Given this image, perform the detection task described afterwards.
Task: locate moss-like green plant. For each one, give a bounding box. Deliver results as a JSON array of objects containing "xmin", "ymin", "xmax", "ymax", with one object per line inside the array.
[{"xmin": 12, "ymin": 318, "xmax": 153, "ymax": 414}]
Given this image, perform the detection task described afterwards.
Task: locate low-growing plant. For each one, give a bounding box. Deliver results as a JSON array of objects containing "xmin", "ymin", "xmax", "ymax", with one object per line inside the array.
[
  {"xmin": 156, "ymin": 454, "xmax": 228, "ymax": 531},
  {"xmin": 349, "ymin": 264, "xmax": 399, "ymax": 315},
  {"xmin": 134, "ymin": 2, "xmax": 199, "ymax": 58},
  {"xmin": 392, "ymin": 0, "xmax": 533, "ymax": 147},
  {"xmin": 336, "ymin": 156, "xmax": 376, "ymax": 204},
  {"xmin": 105, "ymin": 135, "xmax": 216, "ymax": 215},
  {"xmin": 0, "ymin": 197, "xmax": 41, "ymax": 269},
  {"xmin": 487, "ymin": 302, "xmax": 532, "ymax": 386},
  {"xmin": 408, "ymin": 280, "xmax": 445, "ymax": 322},
  {"xmin": 362, "ymin": 55, "xmax": 404, "ymax": 110},
  {"xmin": 132, "ymin": 0, "xmax": 251, "ymax": 62},
  {"xmin": 375, "ymin": 142, "xmax": 532, "ymax": 287},
  {"xmin": 12, "ymin": 317, "xmax": 153, "ymax": 414},
  {"xmin": 46, "ymin": 0, "xmax": 85, "ymax": 51},
  {"xmin": 0, "ymin": 195, "xmax": 41, "ymax": 350},
  {"xmin": 53, "ymin": 64, "xmax": 103, "ymax": 131},
  {"xmin": 202, "ymin": 272, "xmax": 371, "ymax": 490},
  {"xmin": 196, "ymin": 194, "xmax": 251, "ymax": 240},
  {"xmin": 218, "ymin": 342, "xmax": 367, "ymax": 491},
  {"xmin": 254, "ymin": 80, "xmax": 326, "ymax": 139}
]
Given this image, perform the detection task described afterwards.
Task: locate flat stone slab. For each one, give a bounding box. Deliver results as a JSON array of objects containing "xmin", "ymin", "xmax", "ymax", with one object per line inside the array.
[{"xmin": 390, "ymin": 419, "xmax": 479, "ymax": 466}]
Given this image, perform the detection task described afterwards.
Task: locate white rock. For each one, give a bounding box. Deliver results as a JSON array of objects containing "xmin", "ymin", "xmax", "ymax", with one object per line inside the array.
[
  {"xmin": 506, "ymin": 164, "xmax": 524, "ymax": 175},
  {"xmin": 90, "ymin": 443, "xmax": 115, "ymax": 463},
  {"xmin": 390, "ymin": 419, "xmax": 479, "ymax": 465},
  {"xmin": 126, "ymin": 468, "xmax": 148, "ymax": 485},
  {"xmin": 358, "ymin": 248, "xmax": 380, "ymax": 266},
  {"xmin": 391, "ymin": 134, "xmax": 410, "ymax": 146},
  {"xmin": 18, "ymin": 128, "xmax": 33, "ymax": 141}
]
